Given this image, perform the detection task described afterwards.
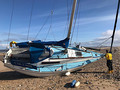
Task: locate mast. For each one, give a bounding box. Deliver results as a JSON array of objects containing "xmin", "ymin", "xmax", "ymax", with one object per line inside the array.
[
  {"xmin": 110, "ymin": 0, "xmax": 120, "ymax": 52},
  {"xmin": 67, "ymin": 0, "xmax": 77, "ymax": 39}
]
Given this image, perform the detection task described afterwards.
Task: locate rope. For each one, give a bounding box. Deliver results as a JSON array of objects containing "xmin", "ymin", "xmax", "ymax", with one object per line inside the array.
[
  {"xmin": 70, "ymin": 0, "xmax": 80, "ymax": 45},
  {"xmin": 27, "ymin": 0, "xmax": 35, "ymax": 40},
  {"xmin": 7, "ymin": 0, "xmax": 14, "ymax": 47}
]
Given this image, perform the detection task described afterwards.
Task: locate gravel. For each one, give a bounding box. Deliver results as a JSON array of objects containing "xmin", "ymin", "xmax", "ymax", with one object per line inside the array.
[{"xmin": 0, "ymin": 47, "xmax": 120, "ymax": 90}]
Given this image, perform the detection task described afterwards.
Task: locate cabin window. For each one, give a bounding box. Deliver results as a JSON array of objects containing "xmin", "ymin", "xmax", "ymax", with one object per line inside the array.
[
  {"xmin": 38, "ymin": 48, "xmax": 53, "ymax": 60},
  {"xmin": 95, "ymin": 54, "xmax": 97, "ymax": 56},
  {"xmin": 75, "ymin": 52, "xmax": 82, "ymax": 56}
]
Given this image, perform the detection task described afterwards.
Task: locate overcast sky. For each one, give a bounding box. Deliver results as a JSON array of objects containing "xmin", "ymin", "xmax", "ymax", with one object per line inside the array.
[{"xmin": 0, "ymin": 0, "xmax": 120, "ymax": 49}]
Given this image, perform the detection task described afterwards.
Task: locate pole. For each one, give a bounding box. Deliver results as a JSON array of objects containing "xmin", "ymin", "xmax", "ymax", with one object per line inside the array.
[
  {"xmin": 110, "ymin": 0, "xmax": 120, "ymax": 52},
  {"xmin": 67, "ymin": 0, "xmax": 77, "ymax": 39}
]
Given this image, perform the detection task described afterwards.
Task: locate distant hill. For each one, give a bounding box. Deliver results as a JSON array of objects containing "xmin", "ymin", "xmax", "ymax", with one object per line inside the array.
[{"xmin": 0, "ymin": 49, "xmax": 8, "ymax": 53}]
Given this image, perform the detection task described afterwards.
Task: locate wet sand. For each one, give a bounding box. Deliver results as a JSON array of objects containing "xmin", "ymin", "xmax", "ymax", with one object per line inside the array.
[{"xmin": 0, "ymin": 48, "xmax": 120, "ymax": 90}]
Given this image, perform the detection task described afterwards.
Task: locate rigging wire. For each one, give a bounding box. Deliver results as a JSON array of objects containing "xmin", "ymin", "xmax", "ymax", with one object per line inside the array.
[
  {"xmin": 63, "ymin": 0, "xmax": 72, "ymax": 38},
  {"xmin": 70, "ymin": 0, "xmax": 80, "ymax": 45},
  {"xmin": 27, "ymin": 0, "xmax": 35, "ymax": 40},
  {"xmin": 81, "ymin": 37, "xmax": 112, "ymax": 48},
  {"xmin": 34, "ymin": 0, "xmax": 55, "ymax": 40},
  {"xmin": 51, "ymin": 19, "xmax": 56, "ymax": 41},
  {"xmin": 76, "ymin": 0, "xmax": 80, "ymax": 43},
  {"xmin": 67, "ymin": 0, "xmax": 72, "ymax": 30},
  {"xmin": 51, "ymin": 17, "xmax": 56, "ymax": 41},
  {"xmin": 44, "ymin": 11, "xmax": 53, "ymax": 41},
  {"xmin": 7, "ymin": 0, "xmax": 14, "ymax": 47},
  {"xmin": 44, "ymin": 0, "xmax": 56, "ymax": 41},
  {"xmin": 50, "ymin": 0, "xmax": 56, "ymax": 41},
  {"xmin": 96, "ymin": 36, "xmax": 112, "ymax": 47},
  {"xmin": 63, "ymin": 0, "xmax": 69, "ymax": 38},
  {"xmin": 67, "ymin": 0, "xmax": 69, "ymax": 30},
  {"xmin": 34, "ymin": 15, "xmax": 50, "ymax": 40}
]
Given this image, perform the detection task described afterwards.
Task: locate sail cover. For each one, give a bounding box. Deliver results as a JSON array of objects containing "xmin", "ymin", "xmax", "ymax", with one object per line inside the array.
[
  {"xmin": 16, "ymin": 38, "xmax": 69, "ymax": 48},
  {"xmin": 15, "ymin": 38, "xmax": 69, "ymax": 63}
]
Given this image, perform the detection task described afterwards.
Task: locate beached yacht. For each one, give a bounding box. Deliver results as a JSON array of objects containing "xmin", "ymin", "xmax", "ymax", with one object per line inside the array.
[{"xmin": 3, "ymin": 0, "xmax": 103, "ymax": 77}]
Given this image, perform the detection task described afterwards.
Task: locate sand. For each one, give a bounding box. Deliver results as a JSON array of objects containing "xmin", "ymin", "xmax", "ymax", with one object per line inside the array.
[
  {"xmin": 0, "ymin": 62, "xmax": 8, "ymax": 72},
  {"xmin": 0, "ymin": 48, "xmax": 120, "ymax": 90}
]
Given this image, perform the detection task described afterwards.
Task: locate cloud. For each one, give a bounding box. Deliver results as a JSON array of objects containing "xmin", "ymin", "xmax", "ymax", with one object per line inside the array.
[
  {"xmin": 0, "ymin": 32, "xmax": 35, "ymax": 43},
  {"xmin": 81, "ymin": 30, "xmax": 120, "ymax": 47},
  {"xmin": 80, "ymin": 0, "xmax": 113, "ymax": 11},
  {"xmin": 78, "ymin": 14, "xmax": 119, "ymax": 25},
  {"xmin": 99, "ymin": 30, "xmax": 120, "ymax": 42},
  {"xmin": 0, "ymin": 44, "xmax": 8, "ymax": 49}
]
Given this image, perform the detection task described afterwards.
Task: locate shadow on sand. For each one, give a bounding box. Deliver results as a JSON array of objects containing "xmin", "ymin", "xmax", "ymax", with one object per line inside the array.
[
  {"xmin": 72, "ymin": 69, "xmax": 105, "ymax": 74},
  {"xmin": 64, "ymin": 83, "xmax": 72, "ymax": 88},
  {"xmin": 73, "ymin": 71, "xmax": 105, "ymax": 74},
  {"xmin": 0, "ymin": 69, "xmax": 105, "ymax": 80},
  {"xmin": 0, "ymin": 71, "xmax": 34, "ymax": 80}
]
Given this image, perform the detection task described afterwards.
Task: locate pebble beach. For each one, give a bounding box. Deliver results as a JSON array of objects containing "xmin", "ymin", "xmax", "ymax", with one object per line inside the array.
[{"xmin": 0, "ymin": 47, "xmax": 120, "ymax": 90}]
